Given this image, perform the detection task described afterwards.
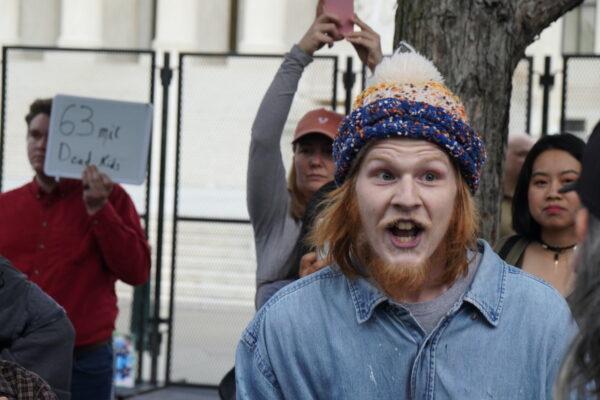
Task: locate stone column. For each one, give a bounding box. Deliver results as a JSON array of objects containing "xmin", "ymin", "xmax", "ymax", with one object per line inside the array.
[
  {"xmin": 153, "ymin": 0, "xmax": 200, "ymax": 52},
  {"xmin": 595, "ymin": 1, "xmax": 600, "ymax": 53},
  {"xmin": 237, "ymin": 0, "xmax": 286, "ymax": 53},
  {"xmin": 0, "ymin": 0, "xmax": 20, "ymax": 46},
  {"xmin": 58, "ymin": 0, "xmax": 103, "ymax": 47}
]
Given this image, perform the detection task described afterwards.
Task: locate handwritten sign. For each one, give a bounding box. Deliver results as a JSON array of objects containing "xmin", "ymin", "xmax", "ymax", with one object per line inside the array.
[{"xmin": 45, "ymin": 94, "xmax": 153, "ymax": 185}]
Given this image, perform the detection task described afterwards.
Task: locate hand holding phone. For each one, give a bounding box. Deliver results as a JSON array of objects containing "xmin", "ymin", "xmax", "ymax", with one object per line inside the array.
[
  {"xmin": 346, "ymin": 14, "xmax": 383, "ymax": 72},
  {"xmin": 323, "ymin": 0, "xmax": 354, "ymax": 36},
  {"xmin": 299, "ymin": 3, "xmax": 345, "ymax": 55}
]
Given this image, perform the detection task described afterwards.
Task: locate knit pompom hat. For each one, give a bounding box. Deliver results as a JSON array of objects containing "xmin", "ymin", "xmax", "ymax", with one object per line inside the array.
[{"xmin": 333, "ymin": 43, "xmax": 486, "ymax": 193}]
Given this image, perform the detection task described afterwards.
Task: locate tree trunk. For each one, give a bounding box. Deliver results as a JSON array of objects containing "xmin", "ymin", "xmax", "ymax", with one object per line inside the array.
[{"xmin": 394, "ymin": 0, "xmax": 583, "ymax": 242}]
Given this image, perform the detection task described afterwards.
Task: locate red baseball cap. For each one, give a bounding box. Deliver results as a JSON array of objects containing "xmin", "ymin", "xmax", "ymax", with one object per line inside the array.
[{"xmin": 293, "ymin": 108, "xmax": 344, "ymax": 143}]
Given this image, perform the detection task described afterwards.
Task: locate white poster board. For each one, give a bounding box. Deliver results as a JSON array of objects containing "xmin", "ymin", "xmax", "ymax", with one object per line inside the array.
[{"xmin": 45, "ymin": 94, "xmax": 153, "ymax": 185}]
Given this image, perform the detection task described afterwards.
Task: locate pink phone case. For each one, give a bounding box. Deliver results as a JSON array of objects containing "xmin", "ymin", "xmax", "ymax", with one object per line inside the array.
[{"xmin": 323, "ymin": 0, "xmax": 354, "ymax": 35}]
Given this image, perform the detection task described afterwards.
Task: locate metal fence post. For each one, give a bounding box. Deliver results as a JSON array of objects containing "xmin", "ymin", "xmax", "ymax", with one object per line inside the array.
[
  {"xmin": 331, "ymin": 57, "xmax": 339, "ymax": 111},
  {"xmin": 539, "ymin": 56, "xmax": 554, "ymax": 136},
  {"xmin": 165, "ymin": 52, "xmax": 184, "ymax": 386},
  {"xmin": 526, "ymin": 56, "xmax": 533, "ymax": 135},
  {"xmin": 560, "ymin": 55, "xmax": 569, "ymax": 133},
  {"xmin": 343, "ymin": 56, "xmax": 355, "ymax": 115},
  {"xmin": 0, "ymin": 47, "xmax": 8, "ymax": 191},
  {"xmin": 131, "ymin": 51, "xmax": 157, "ymax": 385},
  {"xmin": 150, "ymin": 51, "xmax": 172, "ymax": 385}
]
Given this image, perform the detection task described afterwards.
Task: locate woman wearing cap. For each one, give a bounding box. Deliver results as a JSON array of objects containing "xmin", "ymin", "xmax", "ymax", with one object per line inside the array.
[
  {"xmin": 495, "ymin": 133, "xmax": 585, "ymax": 296},
  {"xmin": 248, "ymin": 1, "xmax": 382, "ymax": 309}
]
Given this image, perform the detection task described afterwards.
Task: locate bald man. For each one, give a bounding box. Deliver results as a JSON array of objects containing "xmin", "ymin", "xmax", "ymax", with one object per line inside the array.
[{"xmin": 500, "ymin": 133, "xmax": 535, "ymax": 238}]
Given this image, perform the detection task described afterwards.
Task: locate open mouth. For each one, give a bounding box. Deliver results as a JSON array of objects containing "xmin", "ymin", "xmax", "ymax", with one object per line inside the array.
[{"xmin": 386, "ymin": 220, "xmax": 424, "ymax": 244}]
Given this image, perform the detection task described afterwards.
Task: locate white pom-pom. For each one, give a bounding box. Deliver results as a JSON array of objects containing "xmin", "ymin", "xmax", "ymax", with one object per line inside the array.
[{"xmin": 367, "ymin": 42, "xmax": 444, "ymax": 87}]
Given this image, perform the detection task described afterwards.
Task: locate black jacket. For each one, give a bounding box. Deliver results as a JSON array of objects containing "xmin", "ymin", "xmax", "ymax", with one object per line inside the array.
[{"xmin": 0, "ymin": 257, "xmax": 75, "ymax": 400}]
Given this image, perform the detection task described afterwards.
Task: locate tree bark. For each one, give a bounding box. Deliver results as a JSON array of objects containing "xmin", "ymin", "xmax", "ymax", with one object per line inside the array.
[{"xmin": 394, "ymin": 0, "xmax": 583, "ymax": 242}]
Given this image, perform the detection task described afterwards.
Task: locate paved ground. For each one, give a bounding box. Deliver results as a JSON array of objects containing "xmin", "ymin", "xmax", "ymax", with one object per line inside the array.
[
  {"xmin": 119, "ymin": 385, "xmax": 220, "ymax": 400},
  {"xmin": 116, "ymin": 296, "xmax": 254, "ymax": 386}
]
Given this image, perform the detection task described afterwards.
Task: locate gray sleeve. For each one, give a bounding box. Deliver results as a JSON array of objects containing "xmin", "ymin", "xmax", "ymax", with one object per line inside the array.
[
  {"xmin": 247, "ymin": 45, "xmax": 312, "ymax": 291},
  {"xmin": 247, "ymin": 44, "xmax": 312, "ymax": 236},
  {"xmin": 0, "ymin": 262, "xmax": 75, "ymax": 400}
]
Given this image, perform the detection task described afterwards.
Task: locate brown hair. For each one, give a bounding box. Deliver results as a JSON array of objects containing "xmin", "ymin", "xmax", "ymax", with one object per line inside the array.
[
  {"xmin": 311, "ymin": 160, "xmax": 479, "ymax": 284},
  {"xmin": 25, "ymin": 98, "xmax": 52, "ymax": 125},
  {"xmin": 288, "ymin": 163, "xmax": 308, "ymax": 221}
]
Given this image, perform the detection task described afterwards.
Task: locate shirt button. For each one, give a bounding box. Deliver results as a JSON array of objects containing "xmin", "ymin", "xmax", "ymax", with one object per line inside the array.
[
  {"xmin": 42, "ymin": 221, "xmax": 48, "ymax": 228},
  {"xmin": 38, "ymin": 243, "xmax": 45, "ymax": 249},
  {"xmin": 34, "ymin": 269, "xmax": 40, "ymax": 275}
]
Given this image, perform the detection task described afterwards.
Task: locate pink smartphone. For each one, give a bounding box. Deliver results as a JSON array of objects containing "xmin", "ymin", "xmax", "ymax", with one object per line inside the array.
[{"xmin": 323, "ymin": 0, "xmax": 354, "ymax": 36}]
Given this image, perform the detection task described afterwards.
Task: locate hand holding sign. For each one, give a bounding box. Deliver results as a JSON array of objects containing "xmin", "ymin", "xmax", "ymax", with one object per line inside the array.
[
  {"xmin": 82, "ymin": 165, "xmax": 114, "ymax": 215},
  {"xmin": 45, "ymin": 95, "xmax": 153, "ymax": 185}
]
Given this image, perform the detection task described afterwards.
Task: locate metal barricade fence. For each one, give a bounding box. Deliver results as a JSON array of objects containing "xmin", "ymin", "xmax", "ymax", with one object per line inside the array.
[
  {"xmin": 165, "ymin": 52, "xmax": 339, "ymax": 386},
  {"xmin": 510, "ymin": 57, "xmax": 533, "ymax": 135},
  {"xmin": 561, "ymin": 55, "xmax": 600, "ymax": 138}
]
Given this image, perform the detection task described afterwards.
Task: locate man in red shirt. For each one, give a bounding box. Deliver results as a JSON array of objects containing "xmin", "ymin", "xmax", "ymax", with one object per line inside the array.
[{"xmin": 0, "ymin": 98, "xmax": 151, "ymax": 400}]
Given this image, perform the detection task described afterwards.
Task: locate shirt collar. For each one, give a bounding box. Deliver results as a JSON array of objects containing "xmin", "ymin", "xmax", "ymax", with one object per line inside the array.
[
  {"xmin": 346, "ymin": 239, "xmax": 506, "ymax": 327},
  {"xmin": 28, "ymin": 176, "xmax": 80, "ymax": 198},
  {"xmin": 462, "ymin": 240, "xmax": 507, "ymax": 327},
  {"xmin": 347, "ymin": 274, "xmax": 387, "ymax": 324}
]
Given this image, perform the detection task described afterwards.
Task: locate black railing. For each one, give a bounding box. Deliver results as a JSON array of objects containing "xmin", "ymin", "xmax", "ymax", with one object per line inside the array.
[{"xmin": 561, "ymin": 54, "xmax": 600, "ymax": 135}]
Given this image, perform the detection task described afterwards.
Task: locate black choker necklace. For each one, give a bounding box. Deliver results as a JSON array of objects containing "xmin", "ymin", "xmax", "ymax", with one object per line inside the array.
[{"xmin": 538, "ymin": 240, "xmax": 577, "ymax": 268}]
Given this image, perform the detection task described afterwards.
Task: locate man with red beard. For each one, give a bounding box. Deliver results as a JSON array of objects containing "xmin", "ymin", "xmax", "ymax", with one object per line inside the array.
[{"xmin": 235, "ymin": 44, "xmax": 577, "ymax": 399}]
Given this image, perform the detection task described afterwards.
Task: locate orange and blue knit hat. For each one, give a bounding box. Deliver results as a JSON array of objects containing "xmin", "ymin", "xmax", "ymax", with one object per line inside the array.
[{"xmin": 333, "ymin": 43, "xmax": 486, "ymax": 193}]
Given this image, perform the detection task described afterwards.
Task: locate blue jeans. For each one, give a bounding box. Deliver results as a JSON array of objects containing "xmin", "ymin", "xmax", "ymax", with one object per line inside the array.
[{"xmin": 71, "ymin": 342, "xmax": 114, "ymax": 400}]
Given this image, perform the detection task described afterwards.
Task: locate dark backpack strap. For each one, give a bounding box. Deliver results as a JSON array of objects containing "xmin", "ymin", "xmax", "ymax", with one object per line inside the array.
[{"xmin": 495, "ymin": 235, "xmax": 528, "ymax": 267}]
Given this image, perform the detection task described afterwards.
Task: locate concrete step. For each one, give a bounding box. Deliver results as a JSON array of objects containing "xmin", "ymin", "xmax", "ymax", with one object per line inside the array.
[
  {"xmin": 174, "ymin": 256, "xmax": 255, "ymax": 271},
  {"xmin": 172, "ymin": 268, "xmax": 254, "ymax": 282}
]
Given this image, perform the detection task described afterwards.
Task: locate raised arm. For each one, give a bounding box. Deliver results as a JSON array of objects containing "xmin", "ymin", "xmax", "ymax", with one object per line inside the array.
[
  {"xmin": 346, "ymin": 14, "xmax": 383, "ymax": 73},
  {"xmin": 246, "ymin": 45, "xmax": 312, "ymax": 234},
  {"xmin": 247, "ymin": 12, "xmax": 344, "ymax": 234}
]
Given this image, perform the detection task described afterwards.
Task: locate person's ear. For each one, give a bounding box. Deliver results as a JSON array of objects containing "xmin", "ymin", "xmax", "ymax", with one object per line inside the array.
[{"xmin": 575, "ymin": 207, "xmax": 589, "ymax": 244}]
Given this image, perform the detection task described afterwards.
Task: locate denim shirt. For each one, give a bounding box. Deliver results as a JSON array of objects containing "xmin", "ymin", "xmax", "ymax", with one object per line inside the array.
[{"xmin": 236, "ymin": 240, "xmax": 577, "ymax": 399}]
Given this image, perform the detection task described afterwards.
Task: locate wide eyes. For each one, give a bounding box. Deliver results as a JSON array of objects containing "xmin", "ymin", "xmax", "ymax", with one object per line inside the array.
[
  {"xmin": 377, "ymin": 170, "xmax": 395, "ymax": 181},
  {"xmin": 373, "ymin": 170, "xmax": 440, "ymax": 183},
  {"xmin": 423, "ymin": 172, "xmax": 438, "ymax": 182}
]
